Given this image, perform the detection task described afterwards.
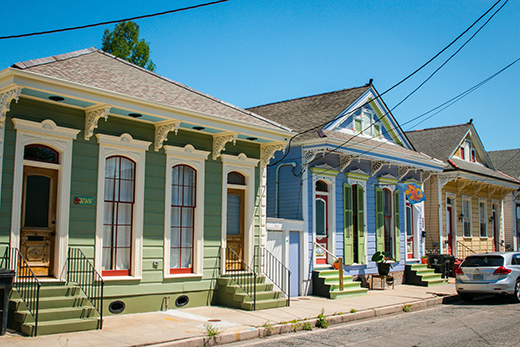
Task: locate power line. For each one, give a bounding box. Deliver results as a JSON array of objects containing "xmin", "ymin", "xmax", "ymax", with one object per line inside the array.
[
  {"xmin": 0, "ymin": 0, "xmax": 230, "ymax": 40},
  {"xmin": 268, "ymin": 0, "xmax": 503, "ymax": 167}
]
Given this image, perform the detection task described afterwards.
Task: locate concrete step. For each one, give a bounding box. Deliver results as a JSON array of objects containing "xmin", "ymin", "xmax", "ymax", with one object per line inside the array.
[
  {"xmin": 38, "ymin": 286, "xmax": 81, "ymax": 297},
  {"xmin": 14, "ymin": 306, "xmax": 97, "ymax": 324},
  {"xmin": 217, "ymin": 275, "xmax": 266, "ymax": 286},
  {"xmin": 10, "ymin": 296, "xmax": 89, "ymax": 311},
  {"xmin": 240, "ymin": 298, "xmax": 288, "ymax": 311},
  {"xmin": 21, "ymin": 317, "xmax": 101, "ymax": 337},
  {"xmin": 224, "ymin": 282, "xmax": 274, "ymax": 294},
  {"xmin": 329, "ymin": 287, "xmax": 368, "ymax": 300},
  {"xmin": 233, "ymin": 290, "xmax": 281, "ymax": 303}
]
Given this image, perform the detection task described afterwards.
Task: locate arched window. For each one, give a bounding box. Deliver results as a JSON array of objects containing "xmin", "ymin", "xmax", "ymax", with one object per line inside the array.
[
  {"xmin": 316, "ymin": 180, "xmax": 328, "ymax": 192},
  {"xmin": 228, "ymin": 172, "xmax": 245, "ymax": 185},
  {"xmin": 24, "ymin": 144, "xmax": 59, "ymax": 164},
  {"xmin": 170, "ymin": 165, "xmax": 196, "ymax": 273},
  {"xmin": 102, "ymin": 156, "xmax": 135, "ymax": 276}
]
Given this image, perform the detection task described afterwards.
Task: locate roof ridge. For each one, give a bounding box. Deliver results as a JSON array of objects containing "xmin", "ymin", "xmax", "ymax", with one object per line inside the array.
[
  {"xmin": 405, "ymin": 122, "xmax": 471, "ymax": 133},
  {"xmin": 247, "ymin": 85, "xmax": 370, "ymax": 109},
  {"xmin": 11, "ymin": 47, "xmax": 97, "ymax": 69}
]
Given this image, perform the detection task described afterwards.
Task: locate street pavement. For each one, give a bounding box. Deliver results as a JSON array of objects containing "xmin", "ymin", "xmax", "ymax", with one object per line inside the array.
[{"xmin": 1, "ymin": 280, "xmax": 457, "ymax": 347}]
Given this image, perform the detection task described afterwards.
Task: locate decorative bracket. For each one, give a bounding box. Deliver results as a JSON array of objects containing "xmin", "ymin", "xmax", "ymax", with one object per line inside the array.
[
  {"xmin": 439, "ymin": 174, "xmax": 458, "ymax": 188},
  {"xmin": 398, "ymin": 166, "xmax": 414, "ymax": 181},
  {"xmin": 154, "ymin": 120, "xmax": 181, "ymax": 151},
  {"xmin": 212, "ymin": 132, "xmax": 238, "ymax": 160},
  {"xmin": 0, "ymin": 86, "xmax": 23, "ymax": 123},
  {"xmin": 260, "ymin": 142, "xmax": 286, "ymax": 168},
  {"xmin": 473, "ymin": 182, "xmax": 485, "ymax": 196},
  {"xmin": 371, "ymin": 160, "xmax": 386, "ymax": 177},
  {"xmin": 421, "ymin": 170, "xmax": 432, "ymax": 183},
  {"xmin": 488, "ymin": 184, "xmax": 500, "ymax": 198},
  {"xmin": 339, "ymin": 154, "xmax": 355, "ymax": 172},
  {"xmin": 85, "ymin": 104, "xmax": 111, "ymax": 141},
  {"xmin": 303, "ymin": 149, "xmax": 321, "ymax": 164},
  {"xmin": 457, "ymin": 179, "xmax": 471, "ymax": 195}
]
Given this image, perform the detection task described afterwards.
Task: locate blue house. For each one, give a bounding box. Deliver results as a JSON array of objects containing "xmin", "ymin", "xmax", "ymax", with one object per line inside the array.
[{"xmin": 249, "ymin": 82, "xmax": 445, "ymax": 297}]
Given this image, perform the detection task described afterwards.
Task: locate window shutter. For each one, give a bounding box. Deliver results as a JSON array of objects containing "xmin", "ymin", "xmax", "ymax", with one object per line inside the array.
[
  {"xmin": 375, "ymin": 187, "xmax": 384, "ymax": 253},
  {"xmin": 354, "ymin": 119, "xmax": 362, "ymax": 133},
  {"xmin": 394, "ymin": 190, "xmax": 401, "ymax": 262},
  {"xmin": 357, "ymin": 184, "xmax": 365, "ymax": 263},
  {"xmin": 343, "ymin": 183, "xmax": 354, "ymax": 265}
]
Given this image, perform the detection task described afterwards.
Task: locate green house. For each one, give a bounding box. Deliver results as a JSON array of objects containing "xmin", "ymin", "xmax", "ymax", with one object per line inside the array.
[{"xmin": 0, "ymin": 48, "xmax": 292, "ymax": 336}]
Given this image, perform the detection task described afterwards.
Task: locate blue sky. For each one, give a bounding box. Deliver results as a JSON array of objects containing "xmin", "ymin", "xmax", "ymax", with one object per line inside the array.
[{"xmin": 1, "ymin": 0, "xmax": 518, "ymax": 152}]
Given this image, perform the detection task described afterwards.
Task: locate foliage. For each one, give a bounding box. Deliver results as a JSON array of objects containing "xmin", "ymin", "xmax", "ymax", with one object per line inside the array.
[
  {"xmin": 261, "ymin": 321, "xmax": 273, "ymax": 337},
  {"xmin": 203, "ymin": 323, "xmax": 224, "ymax": 337},
  {"xmin": 403, "ymin": 304, "xmax": 411, "ymax": 312},
  {"xmin": 371, "ymin": 251, "xmax": 395, "ymax": 264},
  {"xmin": 101, "ymin": 21, "xmax": 156, "ymax": 71},
  {"xmin": 302, "ymin": 321, "xmax": 313, "ymax": 331},
  {"xmin": 421, "ymin": 254, "xmax": 429, "ymax": 259},
  {"xmin": 316, "ymin": 308, "xmax": 329, "ymax": 329},
  {"xmin": 350, "ymin": 308, "xmax": 357, "ymax": 313}
]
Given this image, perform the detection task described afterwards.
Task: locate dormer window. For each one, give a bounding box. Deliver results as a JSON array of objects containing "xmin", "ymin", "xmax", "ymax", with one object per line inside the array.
[
  {"xmin": 459, "ymin": 140, "xmax": 477, "ymax": 163},
  {"xmin": 460, "ymin": 147, "xmax": 465, "ymax": 160},
  {"xmin": 353, "ymin": 108, "xmax": 381, "ymax": 139}
]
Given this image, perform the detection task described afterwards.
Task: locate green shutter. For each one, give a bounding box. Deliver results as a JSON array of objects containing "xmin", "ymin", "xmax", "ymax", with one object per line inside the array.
[
  {"xmin": 394, "ymin": 190, "xmax": 401, "ymax": 262},
  {"xmin": 354, "ymin": 119, "xmax": 362, "ymax": 133},
  {"xmin": 375, "ymin": 187, "xmax": 384, "ymax": 253},
  {"xmin": 343, "ymin": 183, "xmax": 354, "ymax": 265},
  {"xmin": 357, "ymin": 185, "xmax": 365, "ymax": 264}
]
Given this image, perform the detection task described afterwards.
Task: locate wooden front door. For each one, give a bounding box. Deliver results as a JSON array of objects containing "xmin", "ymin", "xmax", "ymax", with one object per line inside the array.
[
  {"xmin": 20, "ymin": 166, "xmax": 58, "ymax": 277},
  {"xmin": 226, "ymin": 189, "xmax": 245, "ymax": 270},
  {"xmin": 315, "ymin": 194, "xmax": 328, "ymax": 264}
]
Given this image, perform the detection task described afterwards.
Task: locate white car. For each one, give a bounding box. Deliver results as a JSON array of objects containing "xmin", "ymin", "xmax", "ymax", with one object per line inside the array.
[{"xmin": 455, "ymin": 252, "xmax": 520, "ymax": 302}]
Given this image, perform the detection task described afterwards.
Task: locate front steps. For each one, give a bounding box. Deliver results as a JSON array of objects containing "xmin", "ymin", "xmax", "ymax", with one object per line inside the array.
[
  {"xmin": 217, "ymin": 276, "xmax": 288, "ymax": 310},
  {"xmin": 8, "ymin": 284, "xmax": 101, "ymax": 336},
  {"xmin": 312, "ymin": 269, "xmax": 368, "ymax": 299},
  {"xmin": 404, "ymin": 264, "xmax": 447, "ymax": 287}
]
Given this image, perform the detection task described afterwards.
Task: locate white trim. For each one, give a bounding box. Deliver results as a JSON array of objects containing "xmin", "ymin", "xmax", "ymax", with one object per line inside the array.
[
  {"xmin": 478, "ymin": 198, "xmax": 488, "ymax": 238},
  {"xmin": 220, "ymin": 153, "xmax": 259, "ymax": 274},
  {"xmin": 311, "ymin": 174, "xmax": 336, "ymax": 266},
  {"xmin": 95, "ymin": 133, "xmax": 151, "ymax": 278},
  {"xmin": 10, "ymin": 118, "xmax": 80, "ymax": 280},
  {"xmin": 462, "ymin": 195, "xmax": 472, "ymax": 238},
  {"xmin": 446, "ymin": 192, "xmax": 457, "ymax": 256},
  {"xmin": 163, "ymin": 144, "xmax": 209, "ymax": 278}
]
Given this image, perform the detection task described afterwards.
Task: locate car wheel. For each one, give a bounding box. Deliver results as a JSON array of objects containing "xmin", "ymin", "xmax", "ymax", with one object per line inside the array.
[
  {"xmin": 458, "ymin": 292, "xmax": 474, "ymax": 302},
  {"xmin": 512, "ymin": 280, "xmax": 520, "ymax": 303}
]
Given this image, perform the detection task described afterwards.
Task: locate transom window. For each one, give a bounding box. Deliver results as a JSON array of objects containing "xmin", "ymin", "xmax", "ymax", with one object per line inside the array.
[
  {"xmin": 316, "ymin": 180, "xmax": 328, "ymax": 192},
  {"xmin": 228, "ymin": 172, "xmax": 245, "ymax": 185},
  {"xmin": 170, "ymin": 165, "xmax": 196, "ymax": 273},
  {"xmin": 102, "ymin": 156, "xmax": 135, "ymax": 276},
  {"xmin": 24, "ymin": 144, "xmax": 59, "ymax": 164}
]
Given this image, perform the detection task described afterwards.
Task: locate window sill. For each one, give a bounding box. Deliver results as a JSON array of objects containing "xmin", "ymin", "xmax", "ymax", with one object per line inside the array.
[
  {"xmin": 165, "ymin": 273, "xmax": 203, "ymax": 279},
  {"xmin": 102, "ymin": 276, "xmax": 142, "ymax": 281}
]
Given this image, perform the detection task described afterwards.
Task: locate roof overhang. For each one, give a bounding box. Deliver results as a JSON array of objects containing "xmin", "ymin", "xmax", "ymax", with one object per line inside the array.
[
  {"xmin": 441, "ymin": 169, "xmax": 520, "ymax": 191},
  {"xmin": 0, "ymin": 68, "xmax": 294, "ymax": 144}
]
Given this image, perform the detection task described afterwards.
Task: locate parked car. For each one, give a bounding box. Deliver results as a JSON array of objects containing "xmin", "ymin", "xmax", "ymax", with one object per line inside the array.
[{"xmin": 455, "ymin": 252, "xmax": 520, "ymax": 302}]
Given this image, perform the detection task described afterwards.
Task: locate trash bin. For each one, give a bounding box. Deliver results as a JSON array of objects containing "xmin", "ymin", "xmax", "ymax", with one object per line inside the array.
[
  {"xmin": 428, "ymin": 254, "xmax": 455, "ymax": 278},
  {"xmin": 0, "ymin": 269, "xmax": 15, "ymax": 336}
]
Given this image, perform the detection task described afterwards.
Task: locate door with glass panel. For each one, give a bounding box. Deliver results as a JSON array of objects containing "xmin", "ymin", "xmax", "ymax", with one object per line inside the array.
[
  {"xmin": 226, "ymin": 188, "xmax": 245, "ymax": 270},
  {"xmin": 102, "ymin": 156, "xmax": 135, "ymax": 276},
  {"xmin": 20, "ymin": 166, "xmax": 58, "ymax": 277}
]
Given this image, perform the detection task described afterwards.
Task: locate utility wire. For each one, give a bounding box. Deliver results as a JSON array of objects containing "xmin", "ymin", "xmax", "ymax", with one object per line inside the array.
[
  {"xmin": 268, "ymin": 0, "xmax": 503, "ymax": 167},
  {"xmin": 0, "ymin": 0, "xmax": 230, "ymax": 40}
]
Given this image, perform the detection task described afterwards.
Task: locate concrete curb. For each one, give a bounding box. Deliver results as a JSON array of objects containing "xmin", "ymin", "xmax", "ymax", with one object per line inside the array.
[{"xmin": 158, "ymin": 294, "xmax": 459, "ymax": 346}]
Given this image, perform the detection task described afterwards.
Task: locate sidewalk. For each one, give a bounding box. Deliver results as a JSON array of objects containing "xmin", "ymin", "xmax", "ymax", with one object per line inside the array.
[{"xmin": 1, "ymin": 280, "xmax": 458, "ymax": 347}]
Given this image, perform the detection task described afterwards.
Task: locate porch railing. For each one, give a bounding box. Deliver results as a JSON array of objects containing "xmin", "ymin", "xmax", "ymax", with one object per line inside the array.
[
  {"xmin": 1, "ymin": 248, "xmax": 41, "ymax": 336},
  {"xmin": 314, "ymin": 241, "xmax": 344, "ymax": 291},
  {"xmin": 456, "ymin": 240, "xmax": 476, "ymax": 259},
  {"xmin": 225, "ymin": 247, "xmax": 257, "ymax": 311},
  {"xmin": 67, "ymin": 248, "xmax": 104, "ymax": 329},
  {"xmin": 254, "ymin": 246, "xmax": 290, "ymax": 306}
]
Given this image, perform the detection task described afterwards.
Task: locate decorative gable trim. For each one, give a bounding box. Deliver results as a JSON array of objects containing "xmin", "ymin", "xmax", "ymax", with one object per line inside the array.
[
  {"xmin": 154, "ymin": 120, "xmax": 181, "ymax": 152},
  {"xmin": 260, "ymin": 142, "xmax": 286, "ymax": 168},
  {"xmin": 0, "ymin": 85, "xmax": 23, "ymax": 123},
  {"xmin": 85, "ymin": 104, "xmax": 111, "ymax": 141},
  {"xmin": 212, "ymin": 132, "xmax": 238, "ymax": 160}
]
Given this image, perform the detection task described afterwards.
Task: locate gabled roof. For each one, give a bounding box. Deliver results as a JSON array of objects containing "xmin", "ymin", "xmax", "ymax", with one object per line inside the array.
[
  {"xmin": 405, "ymin": 123, "xmax": 472, "ymax": 162},
  {"xmin": 247, "ymin": 85, "xmax": 370, "ymax": 133},
  {"xmin": 488, "ymin": 149, "xmax": 520, "ymax": 179},
  {"xmin": 10, "ymin": 47, "xmax": 290, "ymax": 133}
]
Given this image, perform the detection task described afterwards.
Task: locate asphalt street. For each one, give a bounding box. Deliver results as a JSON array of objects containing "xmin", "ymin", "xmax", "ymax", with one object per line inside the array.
[{"xmin": 228, "ymin": 296, "xmax": 520, "ymax": 347}]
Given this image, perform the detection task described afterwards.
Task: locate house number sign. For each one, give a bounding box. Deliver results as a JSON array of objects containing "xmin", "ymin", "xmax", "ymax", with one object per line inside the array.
[{"xmin": 73, "ymin": 196, "xmax": 94, "ymax": 205}]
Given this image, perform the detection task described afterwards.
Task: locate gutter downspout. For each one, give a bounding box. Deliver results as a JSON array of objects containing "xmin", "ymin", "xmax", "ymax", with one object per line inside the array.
[
  {"xmin": 275, "ymin": 162, "xmax": 297, "ymax": 218},
  {"xmin": 438, "ymin": 175, "xmax": 444, "ymax": 254}
]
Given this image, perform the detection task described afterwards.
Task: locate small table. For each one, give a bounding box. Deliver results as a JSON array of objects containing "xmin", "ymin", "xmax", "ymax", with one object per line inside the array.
[{"xmin": 371, "ymin": 274, "xmax": 395, "ymax": 290}]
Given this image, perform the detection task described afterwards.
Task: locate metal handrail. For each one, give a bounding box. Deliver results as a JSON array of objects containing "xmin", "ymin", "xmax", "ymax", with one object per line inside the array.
[
  {"xmin": 225, "ymin": 247, "xmax": 257, "ymax": 311},
  {"xmin": 67, "ymin": 248, "xmax": 105, "ymax": 329},
  {"xmin": 255, "ymin": 246, "xmax": 290, "ymax": 306},
  {"xmin": 456, "ymin": 240, "xmax": 476, "ymax": 259},
  {"xmin": 4, "ymin": 248, "xmax": 41, "ymax": 336}
]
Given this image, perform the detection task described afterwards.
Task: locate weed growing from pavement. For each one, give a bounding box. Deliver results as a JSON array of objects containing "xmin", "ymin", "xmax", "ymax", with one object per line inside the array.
[
  {"xmin": 204, "ymin": 323, "xmax": 224, "ymax": 337},
  {"xmin": 403, "ymin": 304, "xmax": 411, "ymax": 312},
  {"xmin": 316, "ymin": 308, "xmax": 329, "ymax": 329},
  {"xmin": 291, "ymin": 321, "xmax": 302, "ymax": 332},
  {"xmin": 261, "ymin": 321, "xmax": 273, "ymax": 337},
  {"xmin": 302, "ymin": 321, "xmax": 313, "ymax": 331},
  {"xmin": 350, "ymin": 308, "xmax": 357, "ymax": 313}
]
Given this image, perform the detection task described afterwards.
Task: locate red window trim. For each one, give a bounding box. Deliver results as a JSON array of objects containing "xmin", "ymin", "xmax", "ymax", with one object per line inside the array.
[{"xmin": 460, "ymin": 147, "xmax": 465, "ymax": 160}]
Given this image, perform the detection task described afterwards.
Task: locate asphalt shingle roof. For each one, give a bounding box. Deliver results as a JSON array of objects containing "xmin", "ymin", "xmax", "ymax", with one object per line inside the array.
[
  {"xmin": 488, "ymin": 149, "xmax": 520, "ymax": 179},
  {"xmin": 247, "ymin": 86, "xmax": 370, "ymax": 133},
  {"xmin": 405, "ymin": 124, "xmax": 471, "ymax": 161},
  {"xmin": 11, "ymin": 48, "xmax": 290, "ymax": 132}
]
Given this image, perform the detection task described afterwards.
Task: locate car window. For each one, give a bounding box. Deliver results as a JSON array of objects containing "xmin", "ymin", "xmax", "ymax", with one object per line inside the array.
[
  {"xmin": 462, "ymin": 256, "xmax": 504, "ymax": 267},
  {"xmin": 512, "ymin": 254, "xmax": 520, "ymax": 265}
]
